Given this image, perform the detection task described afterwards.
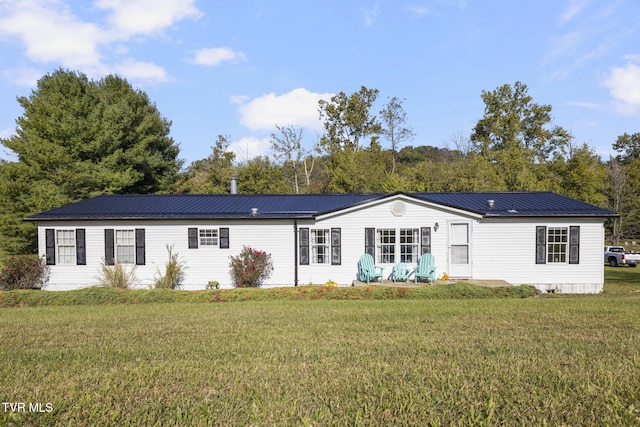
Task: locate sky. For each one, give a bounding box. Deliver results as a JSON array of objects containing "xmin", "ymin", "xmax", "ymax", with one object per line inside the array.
[{"xmin": 1, "ymin": 0, "xmax": 639, "ymax": 165}]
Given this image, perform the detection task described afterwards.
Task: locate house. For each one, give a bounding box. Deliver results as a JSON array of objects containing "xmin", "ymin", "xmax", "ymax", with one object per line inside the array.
[{"xmin": 25, "ymin": 191, "xmax": 617, "ymax": 294}]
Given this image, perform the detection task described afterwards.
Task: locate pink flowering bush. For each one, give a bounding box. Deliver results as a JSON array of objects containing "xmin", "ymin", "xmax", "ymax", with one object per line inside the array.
[
  {"xmin": 0, "ymin": 255, "xmax": 50, "ymax": 290},
  {"xmin": 229, "ymin": 246, "xmax": 273, "ymax": 288}
]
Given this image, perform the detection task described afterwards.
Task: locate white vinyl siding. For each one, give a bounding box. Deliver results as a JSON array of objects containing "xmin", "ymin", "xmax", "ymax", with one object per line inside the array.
[
  {"xmin": 56, "ymin": 230, "xmax": 76, "ymax": 265},
  {"xmin": 36, "ymin": 196, "xmax": 606, "ymax": 294}
]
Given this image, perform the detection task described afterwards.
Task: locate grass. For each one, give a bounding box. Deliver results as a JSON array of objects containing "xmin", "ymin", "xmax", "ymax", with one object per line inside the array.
[
  {"xmin": 0, "ymin": 268, "xmax": 638, "ymax": 425},
  {"xmin": 601, "ymin": 265, "xmax": 640, "ymax": 296},
  {"xmin": 0, "ymin": 283, "xmax": 536, "ymax": 308}
]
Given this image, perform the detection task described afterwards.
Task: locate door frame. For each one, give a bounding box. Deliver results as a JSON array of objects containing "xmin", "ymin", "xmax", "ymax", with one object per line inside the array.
[{"xmin": 448, "ymin": 221, "xmax": 472, "ymax": 278}]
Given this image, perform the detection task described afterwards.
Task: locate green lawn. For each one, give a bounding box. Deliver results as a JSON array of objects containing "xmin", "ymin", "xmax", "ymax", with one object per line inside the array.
[
  {"xmin": 602, "ymin": 265, "xmax": 640, "ymax": 296},
  {"xmin": 0, "ymin": 268, "xmax": 638, "ymax": 425}
]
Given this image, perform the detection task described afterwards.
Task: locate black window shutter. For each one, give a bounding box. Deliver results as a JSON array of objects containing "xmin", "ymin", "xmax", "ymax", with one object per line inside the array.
[
  {"xmin": 135, "ymin": 229, "xmax": 145, "ymax": 266},
  {"xmin": 536, "ymin": 226, "xmax": 546, "ymax": 264},
  {"xmin": 76, "ymin": 229, "xmax": 86, "ymax": 265},
  {"xmin": 45, "ymin": 229, "xmax": 55, "ymax": 265},
  {"xmin": 188, "ymin": 228, "xmax": 198, "ymax": 249},
  {"xmin": 331, "ymin": 228, "xmax": 341, "ymax": 265},
  {"xmin": 421, "ymin": 227, "xmax": 431, "ymax": 254},
  {"xmin": 220, "ymin": 227, "xmax": 230, "ymax": 249},
  {"xmin": 569, "ymin": 226, "xmax": 580, "ymax": 264},
  {"xmin": 365, "ymin": 228, "xmax": 375, "ymax": 258},
  {"xmin": 105, "ymin": 229, "xmax": 115, "ymax": 265},
  {"xmin": 299, "ymin": 228, "xmax": 309, "ymax": 265}
]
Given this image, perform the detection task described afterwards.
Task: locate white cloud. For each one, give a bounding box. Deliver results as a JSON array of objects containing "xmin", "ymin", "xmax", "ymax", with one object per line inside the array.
[
  {"xmin": 189, "ymin": 47, "xmax": 246, "ymax": 67},
  {"xmin": 113, "ymin": 58, "xmax": 168, "ymax": 83},
  {"xmin": 363, "ymin": 3, "xmax": 379, "ymax": 27},
  {"xmin": 566, "ymin": 101, "xmax": 605, "ymax": 111},
  {"xmin": 238, "ymin": 88, "xmax": 334, "ymax": 132},
  {"xmin": 603, "ymin": 59, "xmax": 640, "ymax": 114},
  {"xmin": 559, "ymin": 0, "xmax": 587, "ymax": 26},
  {"xmin": 228, "ymin": 136, "xmax": 270, "ymax": 161},
  {"xmin": 0, "ymin": 0, "xmax": 201, "ymax": 84},
  {"xmin": 0, "ymin": 1, "xmax": 104, "ymax": 69},
  {"xmin": 229, "ymin": 95, "xmax": 250, "ymax": 105},
  {"xmin": 95, "ymin": 0, "xmax": 202, "ymax": 39},
  {"xmin": 1, "ymin": 66, "xmax": 44, "ymax": 87},
  {"xmin": 408, "ymin": 6, "xmax": 429, "ymax": 17},
  {"xmin": 0, "ymin": 125, "xmax": 14, "ymax": 139}
]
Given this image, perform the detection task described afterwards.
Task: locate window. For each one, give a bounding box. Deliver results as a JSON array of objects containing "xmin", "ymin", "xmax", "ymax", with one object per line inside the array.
[
  {"xmin": 377, "ymin": 229, "xmax": 396, "ymax": 263},
  {"xmin": 115, "ymin": 229, "xmax": 135, "ymax": 264},
  {"xmin": 536, "ymin": 226, "xmax": 580, "ymax": 265},
  {"xmin": 311, "ymin": 229, "xmax": 330, "ymax": 264},
  {"xmin": 400, "ymin": 229, "xmax": 419, "ymax": 263},
  {"xmin": 199, "ymin": 229, "xmax": 218, "ymax": 246},
  {"xmin": 56, "ymin": 230, "xmax": 76, "ymax": 265},
  {"xmin": 366, "ymin": 227, "xmax": 431, "ymax": 264},
  {"xmin": 547, "ymin": 227, "xmax": 568, "ymax": 263}
]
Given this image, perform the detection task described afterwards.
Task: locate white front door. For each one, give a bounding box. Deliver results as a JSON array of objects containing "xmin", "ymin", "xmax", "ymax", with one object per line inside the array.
[{"xmin": 449, "ymin": 222, "xmax": 471, "ymax": 278}]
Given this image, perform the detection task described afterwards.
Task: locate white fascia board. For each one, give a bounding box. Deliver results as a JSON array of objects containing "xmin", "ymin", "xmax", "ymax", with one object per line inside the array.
[{"xmin": 315, "ymin": 193, "xmax": 483, "ymax": 221}]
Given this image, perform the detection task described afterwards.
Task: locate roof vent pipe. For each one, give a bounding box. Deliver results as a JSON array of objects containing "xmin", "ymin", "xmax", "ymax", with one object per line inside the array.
[
  {"xmin": 230, "ymin": 176, "xmax": 237, "ymax": 194},
  {"xmin": 250, "ymin": 207, "xmax": 258, "ymax": 217},
  {"xmin": 488, "ymin": 199, "xmax": 495, "ymax": 209}
]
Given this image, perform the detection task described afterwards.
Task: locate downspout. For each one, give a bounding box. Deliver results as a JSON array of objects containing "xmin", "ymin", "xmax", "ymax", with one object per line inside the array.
[{"xmin": 293, "ymin": 219, "xmax": 299, "ymax": 286}]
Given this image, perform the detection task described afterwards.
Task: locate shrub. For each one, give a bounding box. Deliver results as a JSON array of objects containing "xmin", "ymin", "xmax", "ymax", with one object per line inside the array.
[
  {"xmin": 229, "ymin": 246, "xmax": 273, "ymax": 288},
  {"xmin": 96, "ymin": 259, "xmax": 137, "ymax": 289},
  {"xmin": 0, "ymin": 255, "xmax": 49, "ymax": 290},
  {"xmin": 153, "ymin": 245, "xmax": 186, "ymax": 289}
]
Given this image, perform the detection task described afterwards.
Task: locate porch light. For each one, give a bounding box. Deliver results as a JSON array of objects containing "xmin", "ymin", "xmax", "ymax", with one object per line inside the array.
[{"xmin": 434, "ymin": 222, "xmax": 439, "ymax": 232}]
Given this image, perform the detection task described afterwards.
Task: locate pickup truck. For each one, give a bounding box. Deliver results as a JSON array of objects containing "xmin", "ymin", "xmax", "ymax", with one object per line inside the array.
[{"xmin": 604, "ymin": 246, "xmax": 640, "ymax": 267}]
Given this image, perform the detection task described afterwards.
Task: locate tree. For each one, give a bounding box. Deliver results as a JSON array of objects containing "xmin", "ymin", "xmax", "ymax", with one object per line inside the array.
[
  {"xmin": 553, "ymin": 144, "xmax": 606, "ymax": 206},
  {"xmin": 176, "ymin": 135, "xmax": 236, "ymax": 194},
  {"xmin": 613, "ymin": 132, "xmax": 640, "ymax": 163},
  {"xmin": 607, "ymin": 158, "xmax": 626, "ymax": 244},
  {"xmin": 470, "ymin": 81, "xmax": 571, "ymax": 190},
  {"xmin": 379, "ymin": 97, "xmax": 415, "ymax": 173},
  {"xmin": 0, "ymin": 69, "xmax": 181, "ymax": 254},
  {"xmin": 236, "ymin": 156, "xmax": 290, "ymax": 194},
  {"xmin": 317, "ymin": 86, "xmax": 382, "ymax": 153},
  {"xmin": 270, "ymin": 125, "xmax": 314, "ymax": 193}
]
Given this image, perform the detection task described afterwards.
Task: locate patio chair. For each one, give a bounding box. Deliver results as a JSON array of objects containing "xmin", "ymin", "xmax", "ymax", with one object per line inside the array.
[
  {"xmin": 413, "ymin": 253, "xmax": 436, "ymax": 284},
  {"xmin": 358, "ymin": 253, "xmax": 384, "ymax": 284},
  {"xmin": 391, "ymin": 262, "xmax": 410, "ymax": 283}
]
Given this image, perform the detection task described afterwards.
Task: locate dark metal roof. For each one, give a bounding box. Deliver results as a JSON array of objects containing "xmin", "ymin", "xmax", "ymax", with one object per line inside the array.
[
  {"xmin": 413, "ymin": 192, "xmax": 617, "ymax": 218},
  {"xmin": 25, "ymin": 191, "xmax": 617, "ymax": 222}
]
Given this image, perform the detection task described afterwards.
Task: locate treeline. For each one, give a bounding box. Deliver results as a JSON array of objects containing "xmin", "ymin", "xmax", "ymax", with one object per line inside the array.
[
  {"xmin": 0, "ymin": 71, "xmax": 638, "ymax": 256},
  {"xmin": 177, "ymin": 84, "xmax": 639, "ymax": 244}
]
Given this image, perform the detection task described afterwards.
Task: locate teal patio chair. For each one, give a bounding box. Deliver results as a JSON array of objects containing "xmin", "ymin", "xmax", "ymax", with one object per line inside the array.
[
  {"xmin": 392, "ymin": 262, "xmax": 410, "ymax": 283},
  {"xmin": 413, "ymin": 253, "xmax": 436, "ymax": 284},
  {"xmin": 358, "ymin": 253, "xmax": 384, "ymax": 284}
]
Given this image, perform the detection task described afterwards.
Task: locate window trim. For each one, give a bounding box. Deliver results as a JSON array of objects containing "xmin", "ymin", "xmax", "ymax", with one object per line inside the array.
[
  {"xmin": 115, "ymin": 229, "xmax": 136, "ymax": 265},
  {"xmin": 399, "ymin": 228, "xmax": 419, "ymax": 263},
  {"xmin": 55, "ymin": 229, "xmax": 77, "ymax": 265},
  {"xmin": 377, "ymin": 229, "xmax": 396, "ymax": 264},
  {"xmin": 311, "ymin": 229, "xmax": 330, "ymax": 264},
  {"xmin": 536, "ymin": 225, "xmax": 580, "ymax": 265},
  {"xmin": 547, "ymin": 227, "xmax": 568, "ymax": 264},
  {"xmin": 199, "ymin": 228, "xmax": 219, "ymax": 246}
]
